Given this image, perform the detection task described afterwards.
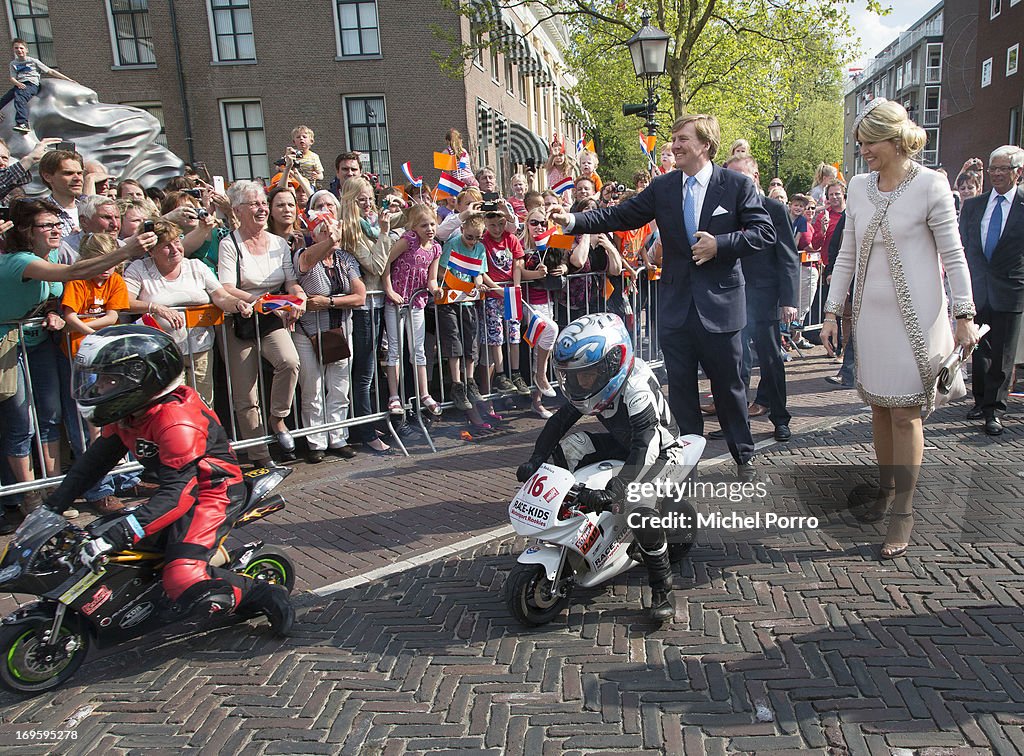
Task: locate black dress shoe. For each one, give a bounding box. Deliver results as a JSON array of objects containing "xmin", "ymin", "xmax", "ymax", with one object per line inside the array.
[
  {"xmin": 773, "ymin": 424, "xmax": 792, "ymax": 442},
  {"xmin": 328, "ymin": 445, "xmax": 358, "ymax": 459},
  {"xmin": 707, "ymin": 429, "xmax": 726, "ymax": 440},
  {"xmin": 306, "ymin": 449, "xmax": 325, "ymax": 464},
  {"xmin": 966, "ymin": 405, "xmax": 984, "ymax": 420},
  {"xmin": 984, "ymin": 417, "xmax": 1004, "ymax": 436},
  {"xmin": 648, "ymin": 586, "xmax": 675, "ymax": 623},
  {"xmin": 736, "ymin": 458, "xmax": 758, "ymax": 482},
  {"xmin": 0, "ymin": 510, "xmax": 19, "ymax": 536}
]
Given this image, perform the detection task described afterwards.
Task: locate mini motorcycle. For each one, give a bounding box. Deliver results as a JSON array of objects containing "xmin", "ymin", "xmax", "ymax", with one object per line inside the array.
[
  {"xmin": 506, "ymin": 435, "xmax": 705, "ymax": 626},
  {"xmin": 0, "ymin": 466, "xmax": 296, "ymax": 694}
]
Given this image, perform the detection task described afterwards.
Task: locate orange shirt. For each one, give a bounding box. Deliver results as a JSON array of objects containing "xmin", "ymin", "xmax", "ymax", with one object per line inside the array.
[
  {"xmin": 60, "ymin": 273, "xmax": 129, "ymax": 357},
  {"xmin": 614, "ymin": 224, "xmax": 652, "ymax": 274}
]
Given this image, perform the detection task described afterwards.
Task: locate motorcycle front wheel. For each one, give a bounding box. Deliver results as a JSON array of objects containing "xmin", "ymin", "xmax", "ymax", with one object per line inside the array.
[
  {"xmin": 505, "ymin": 563, "xmax": 569, "ymax": 627},
  {"xmin": 240, "ymin": 548, "xmax": 296, "ymax": 593},
  {"xmin": 0, "ymin": 611, "xmax": 91, "ymax": 694}
]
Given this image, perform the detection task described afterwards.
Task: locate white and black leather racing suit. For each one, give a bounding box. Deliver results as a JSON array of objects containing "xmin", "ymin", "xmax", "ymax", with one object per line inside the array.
[{"xmin": 520, "ymin": 359, "xmax": 684, "ymax": 590}]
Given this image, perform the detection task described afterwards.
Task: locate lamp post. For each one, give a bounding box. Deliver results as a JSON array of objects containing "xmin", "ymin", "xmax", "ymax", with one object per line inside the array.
[
  {"xmin": 622, "ymin": 11, "xmax": 670, "ymax": 137},
  {"xmin": 768, "ymin": 114, "xmax": 785, "ymax": 180}
]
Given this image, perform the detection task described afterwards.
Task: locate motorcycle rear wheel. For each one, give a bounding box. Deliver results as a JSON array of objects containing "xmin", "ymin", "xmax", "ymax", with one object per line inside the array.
[
  {"xmin": 0, "ymin": 612, "xmax": 91, "ymax": 694},
  {"xmin": 240, "ymin": 548, "xmax": 296, "ymax": 593},
  {"xmin": 505, "ymin": 563, "xmax": 569, "ymax": 627}
]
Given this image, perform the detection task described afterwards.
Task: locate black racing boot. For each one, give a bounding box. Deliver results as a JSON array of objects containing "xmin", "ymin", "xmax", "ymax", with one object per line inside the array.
[
  {"xmin": 238, "ymin": 581, "xmax": 295, "ymax": 636},
  {"xmin": 649, "ymin": 584, "xmax": 675, "ymax": 623}
]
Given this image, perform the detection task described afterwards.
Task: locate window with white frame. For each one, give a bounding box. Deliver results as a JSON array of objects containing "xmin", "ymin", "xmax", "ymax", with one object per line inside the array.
[
  {"xmin": 7, "ymin": 0, "xmax": 54, "ymax": 65},
  {"xmin": 107, "ymin": 0, "xmax": 155, "ymax": 66},
  {"xmin": 125, "ymin": 101, "xmax": 167, "ymax": 146},
  {"xmin": 335, "ymin": 0, "xmax": 380, "ymax": 57},
  {"xmin": 991, "ymin": 0, "xmax": 1002, "ymax": 18},
  {"xmin": 982, "ymin": 57, "xmax": 993, "ymax": 87},
  {"xmin": 471, "ymin": 23, "xmax": 484, "ymax": 69},
  {"xmin": 343, "ymin": 96, "xmax": 391, "ymax": 185},
  {"xmin": 518, "ymin": 67, "xmax": 527, "ymax": 103},
  {"xmin": 490, "ymin": 43, "xmax": 500, "ymax": 84},
  {"xmin": 220, "ymin": 100, "xmax": 268, "ymax": 180},
  {"xmin": 208, "ymin": 0, "xmax": 255, "ymax": 62},
  {"xmin": 505, "ymin": 56, "xmax": 514, "ymax": 95},
  {"xmin": 1008, "ymin": 44, "xmax": 1019, "ymax": 76}
]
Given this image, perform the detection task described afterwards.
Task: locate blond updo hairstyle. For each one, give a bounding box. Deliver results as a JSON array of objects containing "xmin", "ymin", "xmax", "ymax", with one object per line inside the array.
[{"xmin": 854, "ymin": 99, "xmax": 927, "ymax": 158}]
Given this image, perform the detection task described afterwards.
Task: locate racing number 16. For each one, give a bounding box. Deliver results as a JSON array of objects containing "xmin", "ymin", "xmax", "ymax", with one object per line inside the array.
[{"xmin": 529, "ymin": 474, "xmax": 548, "ymax": 498}]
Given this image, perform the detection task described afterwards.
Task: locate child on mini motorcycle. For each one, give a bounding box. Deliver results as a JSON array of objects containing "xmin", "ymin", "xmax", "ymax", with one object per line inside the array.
[
  {"xmin": 45, "ymin": 324, "xmax": 294, "ymax": 635},
  {"xmin": 516, "ymin": 313, "xmax": 686, "ymax": 622}
]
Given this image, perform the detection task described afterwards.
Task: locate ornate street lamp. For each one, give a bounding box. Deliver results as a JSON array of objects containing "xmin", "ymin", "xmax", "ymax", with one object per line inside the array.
[
  {"xmin": 622, "ymin": 11, "xmax": 670, "ymax": 136},
  {"xmin": 768, "ymin": 114, "xmax": 785, "ymax": 180}
]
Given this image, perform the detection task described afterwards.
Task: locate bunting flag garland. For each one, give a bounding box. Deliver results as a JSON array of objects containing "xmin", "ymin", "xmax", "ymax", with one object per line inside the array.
[
  {"xmin": 433, "ymin": 152, "xmax": 457, "ymax": 171},
  {"xmin": 401, "ymin": 162, "xmax": 422, "ymax": 187},
  {"xmin": 446, "ymin": 248, "xmax": 486, "ymax": 278},
  {"xmin": 436, "ymin": 171, "xmax": 466, "ymax": 197},
  {"xmin": 255, "ymin": 293, "xmax": 304, "ymax": 314},
  {"xmin": 523, "ymin": 313, "xmax": 549, "ymax": 347},
  {"xmin": 551, "ymin": 176, "xmax": 575, "ymax": 196}
]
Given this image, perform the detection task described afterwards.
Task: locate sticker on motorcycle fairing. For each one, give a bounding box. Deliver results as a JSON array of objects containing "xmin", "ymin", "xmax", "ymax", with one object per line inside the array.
[
  {"xmin": 593, "ymin": 532, "xmax": 623, "ymax": 569},
  {"xmin": 542, "ymin": 487, "xmax": 560, "ymax": 504},
  {"xmin": 119, "ymin": 601, "xmax": 154, "ymax": 629},
  {"xmin": 59, "ymin": 569, "xmax": 105, "ymax": 605},
  {"xmin": 81, "ymin": 585, "xmax": 113, "ymax": 616},
  {"xmin": 524, "ymin": 545, "xmax": 540, "ymax": 555},
  {"xmin": 510, "ymin": 498, "xmax": 551, "ymax": 528},
  {"xmin": 0, "ymin": 564, "xmax": 21, "ymax": 582},
  {"xmin": 575, "ymin": 522, "xmax": 599, "ymax": 554}
]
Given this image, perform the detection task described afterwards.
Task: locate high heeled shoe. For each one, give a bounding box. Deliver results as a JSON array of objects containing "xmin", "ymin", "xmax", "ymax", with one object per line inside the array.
[
  {"xmin": 880, "ymin": 509, "xmax": 914, "ymax": 560},
  {"xmin": 854, "ymin": 485, "xmax": 894, "ymax": 524}
]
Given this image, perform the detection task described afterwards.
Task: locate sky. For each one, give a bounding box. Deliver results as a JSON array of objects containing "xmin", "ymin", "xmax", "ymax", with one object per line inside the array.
[{"xmin": 845, "ymin": 0, "xmax": 941, "ymax": 71}]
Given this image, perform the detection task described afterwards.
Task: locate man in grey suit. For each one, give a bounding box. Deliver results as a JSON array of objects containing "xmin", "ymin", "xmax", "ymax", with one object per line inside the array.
[
  {"xmin": 958, "ymin": 145, "xmax": 1024, "ymax": 436},
  {"xmin": 550, "ymin": 114, "xmax": 775, "ymax": 477}
]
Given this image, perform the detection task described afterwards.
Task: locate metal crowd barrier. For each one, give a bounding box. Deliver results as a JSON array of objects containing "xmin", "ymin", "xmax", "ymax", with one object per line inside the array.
[{"xmin": 0, "ymin": 265, "xmax": 675, "ymax": 500}]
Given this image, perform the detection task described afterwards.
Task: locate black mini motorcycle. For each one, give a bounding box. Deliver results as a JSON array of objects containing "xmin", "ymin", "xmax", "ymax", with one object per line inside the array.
[{"xmin": 0, "ymin": 466, "xmax": 296, "ymax": 694}]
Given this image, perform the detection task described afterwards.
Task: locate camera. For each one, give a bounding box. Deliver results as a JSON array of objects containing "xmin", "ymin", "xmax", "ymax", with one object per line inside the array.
[
  {"xmin": 0, "ymin": 206, "xmax": 9, "ymax": 223},
  {"xmin": 524, "ymin": 157, "xmax": 537, "ymax": 172},
  {"xmin": 142, "ymin": 220, "xmax": 155, "ymax": 233},
  {"xmin": 183, "ymin": 188, "xmax": 203, "ymax": 198},
  {"xmin": 481, "ymin": 191, "xmax": 501, "ymax": 214},
  {"xmin": 196, "ymin": 208, "xmax": 209, "ymax": 220}
]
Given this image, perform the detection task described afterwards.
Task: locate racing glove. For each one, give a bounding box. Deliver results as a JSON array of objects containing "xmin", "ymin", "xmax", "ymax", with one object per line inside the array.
[
  {"xmin": 516, "ymin": 455, "xmax": 545, "ymax": 483},
  {"xmin": 576, "ymin": 487, "xmax": 621, "ymax": 514},
  {"xmin": 79, "ymin": 537, "xmax": 115, "ymax": 572},
  {"xmin": 86, "ymin": 514, "xmax": 142, "ymax": 554}
]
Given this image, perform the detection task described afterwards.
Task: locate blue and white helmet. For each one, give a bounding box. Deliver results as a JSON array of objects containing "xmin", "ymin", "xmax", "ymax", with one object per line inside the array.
[{"xmin": 553, "ymin": 313, "xmax": 634, "ymax": 415}]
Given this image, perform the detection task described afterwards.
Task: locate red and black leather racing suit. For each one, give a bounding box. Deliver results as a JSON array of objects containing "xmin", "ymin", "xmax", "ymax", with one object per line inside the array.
[{"xmin": 48, "ymin": 385, "xmax": 255, "ymax": 610}]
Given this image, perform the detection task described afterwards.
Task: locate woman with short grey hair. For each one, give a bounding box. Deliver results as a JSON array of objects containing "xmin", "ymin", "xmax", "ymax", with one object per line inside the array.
[{"xmin": 217, "ymin": 180, "xmax": 306, "ymax": 466}]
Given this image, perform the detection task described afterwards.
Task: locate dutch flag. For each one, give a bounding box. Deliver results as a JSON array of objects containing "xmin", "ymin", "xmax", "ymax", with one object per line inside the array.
[
  {"xmin": 436, "ymin": 172, "xmax": 465, "ymax": 197},
  {"xmin": 447, "ymin": 249, "xmax": 485, "ymax": 278},
  {"xmin": 551, "ymin": 176, "xmax": 575, "ymax": 196},
  {"xmin": 503, "ymin": 286, "xmax": 523, "ymax": 321},
  {"xmin": 523, "ymin": 313, "xmax": 548, "ymax": 347},
  {"xmin": 401, "ymin": 161, "xmax": 422, "ymax": 187}
]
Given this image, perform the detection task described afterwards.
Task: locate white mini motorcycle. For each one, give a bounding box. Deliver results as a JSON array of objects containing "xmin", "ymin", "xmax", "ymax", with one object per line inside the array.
[{"xmin": 505, "ymin": 435, "xmax": 706, "ymax": 626}]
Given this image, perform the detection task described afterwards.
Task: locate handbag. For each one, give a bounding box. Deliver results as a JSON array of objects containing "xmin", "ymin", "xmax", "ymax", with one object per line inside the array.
[
  {"xmin": 300, "ymin": 323, "xmax": 350, "ymax": 364},
  {"xmin": 0, "ymin": 328, "xmax": 19, "ymax": 402},
  {"xmin": 230, "ymin": 232, "xmax": 285, "ymax": 341}
]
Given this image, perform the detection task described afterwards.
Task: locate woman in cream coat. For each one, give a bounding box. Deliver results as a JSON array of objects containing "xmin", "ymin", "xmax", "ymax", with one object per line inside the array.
[{"xmin": 822, "ymin": 98, "xmax": 981, "ymax": 559}]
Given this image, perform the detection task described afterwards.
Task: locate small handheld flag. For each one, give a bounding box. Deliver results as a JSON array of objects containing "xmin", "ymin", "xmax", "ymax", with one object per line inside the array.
[
  {"xmin": 502, "ymin": 286, "xmax": 523, "ymax": 320},
  {"xmin": 442, "ymin": 269, "xmax": 476, "ymax": 294},
  {"xmin": 401, "ymin": 162, "xmax": 422, "ymax": 188},
  {"xmin": 523, "ymin": 313, "xmax": 549, "ymax": 347},
  {"xmin": 140, "ymin": 313, "xmax": 164, "ymax": 330},
  {"xmin": 436, "ymin": 171, "xmax": 466, "ymax": 197},
  {"xmin": 639, "ymin": 131, "xmax": 657, "ymax": 156},
  {"xmin": 458, "ymin": 154, "xmax": 470, "ymax": 171},
  {"xmin": 533, "ymin": 229, "xmax": 554, "ymax": 253},
  {"xmin": 255, "ymin": 294, "xmax": 304, "ymax": 314},
  {"xmin": 603, "ymin": 278, "xmax": 615, "ymax": 301},
  {"xmin": 433, "ymin": 152, "xmax": 457, "ymax": 171},
  {"xmin": 546, "ymin": 233, "xmax": 574, "ymax": 250},
  {"xmin": 446, "ymin": 249, "xmax": 486, "ymax": 278},
  {"xmin": 551, "ymin": 176, "xmax": 575, "ymax": 196},
  {"xmin": 575, "ymin": 136, "xmax": 586, "ymax": 154}
]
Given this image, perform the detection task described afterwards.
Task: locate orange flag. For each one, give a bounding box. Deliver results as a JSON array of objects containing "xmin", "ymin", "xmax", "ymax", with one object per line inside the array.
[
  {"xmin": 604, "ymin": 278, "xmax": 615, "ymax": 300},
  {"xmin": 547, "ymin": 233, "xmax": 574, "ymax": 250},
  {"xmin": 433, "ymin": 152, "xmax": 457, "ymax": 171}
]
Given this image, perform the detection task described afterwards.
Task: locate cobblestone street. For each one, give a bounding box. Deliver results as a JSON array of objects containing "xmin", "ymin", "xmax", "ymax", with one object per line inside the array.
[{"xmin": 1, "ymin": 349, "xmax": 1023, "ymax": 754}]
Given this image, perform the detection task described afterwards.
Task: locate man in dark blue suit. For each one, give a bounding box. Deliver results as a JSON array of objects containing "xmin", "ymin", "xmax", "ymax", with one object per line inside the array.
[
  {"xmin": 550, "ymin": 114, "xmax": 775, "ymax": 476},
  {"xmin": 725, "ymin": 155, "xmax": 800, "ymax": 442},
  {"xmin": 958, "ymin": 145, "xmax": 1024, "ymax": 436}
]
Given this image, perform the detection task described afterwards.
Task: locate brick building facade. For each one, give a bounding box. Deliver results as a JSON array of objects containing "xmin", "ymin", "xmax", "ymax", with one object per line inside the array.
[{"xmin": 1, "ymin": 0, "xmax": 587, "ymax": 191}]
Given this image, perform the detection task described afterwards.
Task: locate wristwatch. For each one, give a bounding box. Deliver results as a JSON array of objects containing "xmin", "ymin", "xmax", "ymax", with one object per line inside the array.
[{"xmin": 329, "ymin": 296, "xmax": 335, "ymax": 308}]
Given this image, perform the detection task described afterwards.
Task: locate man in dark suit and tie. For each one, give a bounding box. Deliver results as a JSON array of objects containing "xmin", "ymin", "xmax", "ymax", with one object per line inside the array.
[
  {"xmin": 958, "ymin": 145, "xmax": 1024, "ymax": 436},
  {"xmin": 549, "ymin": 114, "xmax": 775, "ymax": 476},
  {"xmin": 724, "ymin": 155, "xmax": 800, "ymax": 442}
]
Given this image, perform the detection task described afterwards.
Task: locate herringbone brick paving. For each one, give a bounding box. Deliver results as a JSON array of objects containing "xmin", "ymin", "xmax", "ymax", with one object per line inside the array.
[{"xmin": 1, "ymin": 347, "xmax": 1022, "ymax": 753}]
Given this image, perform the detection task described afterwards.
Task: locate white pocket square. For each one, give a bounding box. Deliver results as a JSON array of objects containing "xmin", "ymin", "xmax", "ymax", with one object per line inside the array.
[{"xmin": 711, "ymin": 206, "xmax": 729, "ymax": 217}]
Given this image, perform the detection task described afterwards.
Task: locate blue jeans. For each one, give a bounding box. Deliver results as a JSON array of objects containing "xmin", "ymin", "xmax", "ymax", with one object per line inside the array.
[
  {"xmin": 837, "ymin": 333, "xmax": 855, "ymax": 385},
  {"xmin": 0, "ymin": 350, "xmax": 34, "ymax": 458},
  {"xmin": 0, "ymin": 82, "xmax": 39, "ymax": 125},
  {"xmin": 349, "ymin": 307, "xmax": 385, "ymax": 444}
]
